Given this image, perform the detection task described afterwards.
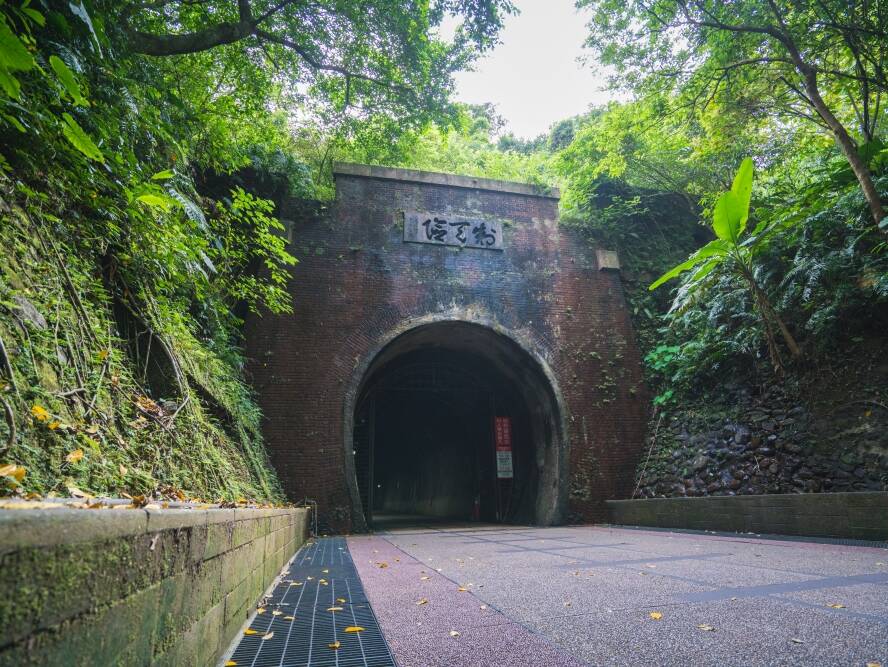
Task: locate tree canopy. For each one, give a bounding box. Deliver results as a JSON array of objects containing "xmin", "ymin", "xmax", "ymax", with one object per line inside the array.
[{"xmin": 579, "ymin": 0, "xmax": 888, "ymax": 228}]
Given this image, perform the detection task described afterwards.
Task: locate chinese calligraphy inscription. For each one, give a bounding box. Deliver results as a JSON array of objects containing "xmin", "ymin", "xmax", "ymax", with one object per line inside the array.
[{"xmin": 404, "ymin": 211, "xmax": 504, "ymax": 250}]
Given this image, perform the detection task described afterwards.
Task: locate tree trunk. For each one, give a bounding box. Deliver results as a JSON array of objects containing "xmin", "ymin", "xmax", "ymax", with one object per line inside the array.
[
  {"xmin": 800, "ymin": 73, "xmax": 885, "ymax": 228},
  {"xmin": 748, "ymin": 275, "xmax": 802, "ymax": 358},
  {"xmin": 742, "ymin": 268, "xmax": 802, "ymax": 375},
  {"xmin": 770, "ymin": 13, "xmax": 887, "ymax": 229},
  {"xmin": 127, "ymin": 21, "xmax": 256, "ymax": 57}
]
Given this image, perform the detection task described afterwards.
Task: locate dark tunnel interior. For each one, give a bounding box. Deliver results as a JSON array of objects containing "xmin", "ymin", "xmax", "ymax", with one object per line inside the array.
[{"xmin": 353, "ymin": 346, "xmax": 539, "ymax": 528}]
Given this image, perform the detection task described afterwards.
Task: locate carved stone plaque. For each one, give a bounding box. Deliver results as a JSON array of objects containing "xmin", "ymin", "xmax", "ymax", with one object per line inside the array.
[{"xmin": 403, "ymin": 211, "xmax": 503, "ymax": 250}]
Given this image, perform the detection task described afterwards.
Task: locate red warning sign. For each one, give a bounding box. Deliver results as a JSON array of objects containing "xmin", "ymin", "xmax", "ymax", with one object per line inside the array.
[{"xmin": 494, "ymin": 416, "xmax": 513, "ymax": 479}]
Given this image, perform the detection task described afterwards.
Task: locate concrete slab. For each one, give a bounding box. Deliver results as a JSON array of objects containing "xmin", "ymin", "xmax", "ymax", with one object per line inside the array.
[{"xmin": 351, "ymin": 525, "xmax": 888, "ymax": 666}]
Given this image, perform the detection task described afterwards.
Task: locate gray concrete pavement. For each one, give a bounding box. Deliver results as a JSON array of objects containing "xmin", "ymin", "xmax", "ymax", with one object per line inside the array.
[{"xmin": 349, "ymin": 524, "xmax": 888, "ymax": 666}]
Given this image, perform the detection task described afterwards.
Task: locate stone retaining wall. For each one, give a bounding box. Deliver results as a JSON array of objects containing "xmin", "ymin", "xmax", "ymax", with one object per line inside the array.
[
  {"xmin": 0, "ymin": 506, "xmax": 310, "ymax": 666},
  {"xmin": 607, "ymin": 492, "xmax": 888, "ymax": 541}
]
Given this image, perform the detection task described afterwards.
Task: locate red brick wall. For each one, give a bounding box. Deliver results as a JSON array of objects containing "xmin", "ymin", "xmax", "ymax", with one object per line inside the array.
[{"xmin": 243, "ymin": 166, "xmax": 649, "ymax": 532}]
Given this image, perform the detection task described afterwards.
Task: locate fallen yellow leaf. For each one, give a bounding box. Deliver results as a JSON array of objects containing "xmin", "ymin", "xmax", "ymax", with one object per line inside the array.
[
  {"xmin": 457, "ymin": 587, "xmax": 468, "ymax": 592},
  {"xmin": 272, "ymin": 610, "xmax": 282, "ymax": 616},
  {"xmin": 827, "ymin": 603, "xmax": 845, "ymax": 609},
  {"xmin": 0, "ymin": 464, "xmax": 26, "ymax": 482},
  {"xmin": 262, "ymin": 632, "xmax": 273, "ymax": 640},
  {"xmin": 449, "ymin": 630, "xmax": 460, "ymax": 638},
  {"xmin": 420, "ymin": 576, "xmax": 430, "ymax": 581},
  {"xmin": 344, "ymin": 626, "xmax": 365, "ymax": 633},
  {"xmin": 649, "ymin": 612, "xmax": 663, "ymax": 620},
  {"xmin": 336, "ymin": 598, "xmax": 346, "ymax": 604},
  {"xmin": 327, "ymin": 607, "xmax": 343, "ymax": 612},
  {"xmin": 31, "ymin": 405, "xmax": 50, "ymax": 422},
  {"xmin": 322, "ymin": 569, "xmax": 329, "ymax": 573},
  {"xmin": 290, "ymin": 582, "xmax": 302, "ymax": 587},
  {"xmin": 417, "ymin": 598, "xmax": 429, "ymax": 605},
  {"xmin": 256, "ymin": 608, "xmax": 266, "ymax": 614},
  {"xmin": 328, "ymin": 641, "xmax": 341, "ymax": 650},
  {"xmin": 377, "ymin": 562, "xmax": 389, "ymax": 569},
  {"xmin": 119, "ymin": 464, "xmax": 128, "ymax": 476},
  {"xmin": 225, "ymin": 661, "xmax": 237, "ymax": 666},
  {"xmin": 865, "ymin": 662, "xmax": 881, "ymax": 667},
  {"xmin": 66, "ymin": 449, "xmax": 84, "ymax": 464},
  {"xmin": 244, "ymin": 629, "xmax": 257, "ymax": 636},
  {"xmin": 284, "ymin": 616, "xmax": 295, "ymax": 621},
  {"xmin": 697, "ymin": 624, "xmax": 715, "ymax": 632}
]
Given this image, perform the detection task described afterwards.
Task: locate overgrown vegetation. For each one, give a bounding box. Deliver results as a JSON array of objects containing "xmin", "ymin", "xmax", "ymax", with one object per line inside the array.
[{"xmin": 0, "ymin": 0, "xmax": 513, "ymax": 499}]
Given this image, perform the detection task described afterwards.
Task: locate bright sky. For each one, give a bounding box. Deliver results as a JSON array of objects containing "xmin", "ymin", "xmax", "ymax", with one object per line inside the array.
[{"xmin": 444, "ymin": 0, "xmax": 614, "ymax": 139}]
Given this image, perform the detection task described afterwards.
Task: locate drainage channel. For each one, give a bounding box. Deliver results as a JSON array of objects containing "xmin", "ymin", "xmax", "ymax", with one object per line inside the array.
[{"xmin": 224, "ymin": 536, "xmax": 397, "ymax": 667}]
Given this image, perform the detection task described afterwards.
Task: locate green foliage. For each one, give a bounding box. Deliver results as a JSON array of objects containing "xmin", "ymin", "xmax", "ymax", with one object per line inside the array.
[
  {"xmin": 650, "ymin": 158, "xmax": 754, "ymax": 290},
  {"xmin": 306, "ymin": 103, "xmax": 559, "ymax": 195},
  {"xmin": 207, "ymin": 187, "xmax": 297, "ymax": 315},
  {"xmin": 0, "ymin": 0, "xmax": 517, "ymax": 501},
  {"xmin": 579, "ymin": 0, "xmax": 888, "ymax": 226},
  {"xmin": 650, "ymin": 158, "xmax": 803, "ymax": 372}
]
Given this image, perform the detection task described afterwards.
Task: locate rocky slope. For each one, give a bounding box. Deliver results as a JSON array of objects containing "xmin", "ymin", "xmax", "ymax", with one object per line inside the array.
[{"xmin": 634, "ymin": 347, "xmax": 888, "ymax": 498}]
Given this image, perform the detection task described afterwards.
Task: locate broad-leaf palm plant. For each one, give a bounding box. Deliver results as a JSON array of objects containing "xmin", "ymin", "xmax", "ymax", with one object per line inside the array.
[{"xmin": 650, "ymin": 158, "xmax": 802, "ymax": 373}]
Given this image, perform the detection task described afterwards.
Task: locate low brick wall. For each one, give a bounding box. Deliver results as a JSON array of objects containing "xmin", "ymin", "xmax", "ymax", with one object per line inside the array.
[
  {"xmin": 0, "ymin": 505, "xmax": 310, "ymax": 666},
  {"xmin": 607, "ymin": 492, "xmax": 888, "ymax": 541}
]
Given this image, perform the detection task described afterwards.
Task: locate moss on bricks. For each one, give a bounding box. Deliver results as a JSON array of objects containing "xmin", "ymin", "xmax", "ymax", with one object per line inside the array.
[
  {"xmin": 0, "ymin": 580, "xmax": 161, "ymax": 667},
  {"xmin": 203, "ymin": 521, "xmax": 234, "ymax": 561},
  {"xmin": 0, "ymin": 508, "xmax": 309, "ymax": 666},
  {"xmin": 153, "ymin": 600, "xmax": 225, "ymax": 667},
  {"xmin": 0, "ymin": 534, "xmax": 170, "ymax": 646}
]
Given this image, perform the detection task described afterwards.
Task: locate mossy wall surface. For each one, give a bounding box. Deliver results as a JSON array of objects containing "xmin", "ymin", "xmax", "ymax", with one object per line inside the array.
[{"xmin": 0, "ymin": 506, "xmax": 310, "ymax": 666}]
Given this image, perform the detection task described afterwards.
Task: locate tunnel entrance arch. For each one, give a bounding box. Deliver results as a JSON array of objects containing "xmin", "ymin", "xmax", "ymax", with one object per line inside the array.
[{"xmin": 345, "ymin": 320, "xmax": 567, "ymax": 529}]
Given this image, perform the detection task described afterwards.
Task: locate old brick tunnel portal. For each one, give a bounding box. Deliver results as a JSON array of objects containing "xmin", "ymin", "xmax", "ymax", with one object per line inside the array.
[{"xmin": 244, "ymin": 163, "xmax": 649, "ymax": 533}]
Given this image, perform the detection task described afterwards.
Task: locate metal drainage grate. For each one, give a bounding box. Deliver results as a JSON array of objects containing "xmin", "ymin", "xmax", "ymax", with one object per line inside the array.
[{"xmin": 227, "ymin": 537, "xmax": 396, "ymax": 667}]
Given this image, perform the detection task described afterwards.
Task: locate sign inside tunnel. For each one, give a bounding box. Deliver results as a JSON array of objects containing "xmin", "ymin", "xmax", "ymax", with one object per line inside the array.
[
  {"xmin": 403, "ymin": 211, "xmax": 504, "ymax": 250},
  {"xmin": 494, "ymin": 416, "xmax": 513, "ymax": 479}
]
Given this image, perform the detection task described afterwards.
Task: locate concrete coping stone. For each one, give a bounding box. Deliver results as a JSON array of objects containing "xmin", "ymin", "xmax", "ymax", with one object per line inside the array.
[
  {"xmin": 0, "ymin": 504, "xmax": 309, "ymax": 552},
  {"xmin": 605, "ymin": 491, "xmax": 888, "ymax": 505},
  {"xmin": 332, "ymin": 161, "xmax": 561, "ymax": 200},
  {"xmin": 233, "ymin": 507, "xmax": 289, "ymax": 521},
  {"xmin": 0, "ymin": 508, "xmax": 149, "ymax": 552},
  {"xmin": 145, "ymin": 507, "xmax": 211, "ymax": 533}
]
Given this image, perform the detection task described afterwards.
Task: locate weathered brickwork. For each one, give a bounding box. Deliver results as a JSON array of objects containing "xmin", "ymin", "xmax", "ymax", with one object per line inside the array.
[{"xmin": 244, "ymin": 164, "xmax": 649, "ymax": 532}]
